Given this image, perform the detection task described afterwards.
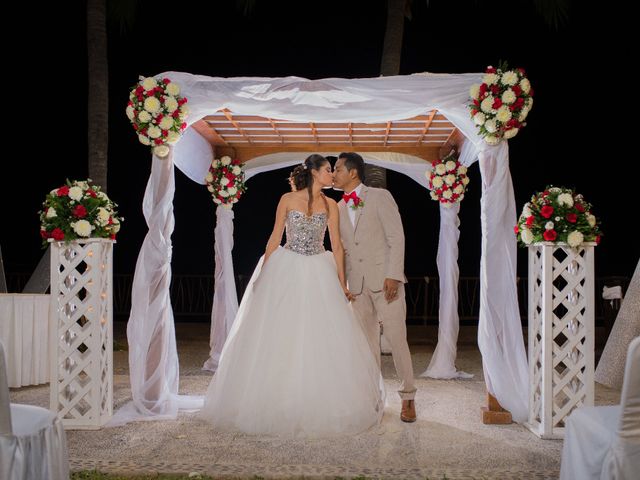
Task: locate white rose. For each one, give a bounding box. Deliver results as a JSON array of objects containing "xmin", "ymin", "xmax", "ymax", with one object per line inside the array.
[
  {"xmin": 520, "ymin": 228, "xmax": 534, "ymax": 244},
  {"xmin": 496, "ymin": 106, "xmax": 512, "ymax": 123},
  {"xmin": 469, "ymin": 84, "xmax": 481, "ymax": 99},
  {"xmin": 141, "ymin": 77, "xmax": 157, "ymax": 91},
  {"xmin": 207, "ymin": 185, "xmax": 214, "ymax": 192},
  {"xmin": 444, "ymin": 174, "xmax": 456, "ymax": 186},
  {"xmin": 126, "ymin": 105, "xmax": 135, "ymax": 120},
  {"xmin": 483, "ymin": 73, "xmax": 498, "ymax": 85},
  {"xmin": 567, "ymin": 231, "xmax": 584, "ymax": 248},
  {"xmin": 504, "ymin": 128, "xmax": 519, "ymax": 139},
  {"xmin": 442, "ymin": 190, "xmax": 453, "ymax": 199},
  {"xmin": 138, "ymin": 134, "xmax": 151, "ymax": 145},
  {"xmin": 220, "ymin": 177, "xmax": 230, "ymax": 186},
  {"xmin": 522, "ymin": 204, "xmax": 533, "ymax": 217},
  {"xmin": 501, "ymin": 89, "xmax": 516, "ymax": 104},
  {"xmin": 68, "ymin": 186, "xmax": 83, "ymax": 201},
  {"xmin": 458, "ymin": 193, "xmax": 464, "ymax": 201},
  {"xmin": 180, "ymin": 104, "xmax": 190, "ymax": 116},
  {"xmin": 545, "ymin": 221, "xmax": 554, "ymax": 230},
  {"xmin": 501, "ymin": 71, "xmax": 518, "ymax": 86},
  {"xmin": 110, "ymin": 218, "xmax": 121, "ymax": 233},
  {"xmin": 555, "ymin": 216, "xmax": 561, "ymax": 221},
  {"xmin": 153, "ymin": 145, "xmax": 170, "ymax": 158},
  {"xmin": 520, "ymin": 78, "xmax": 531, "ymax": 94},
  {"xmin": 484, "ymin": 135, "xmax": 500, "ymax": 145},
  {"xmin": 159, "ymin": 117, "xmax": 174, "ymax": 130},
  {"xmin": 76, "ymin": 181, "xmax": 89, "ymax": 190},
  {"xmin": 212, "ymin": 159, "xmax": 220, "ymax": 168},
  {"xmin": 205, "ymin": 172, "xmax": 214, "ymax": 183},
  {"xmin": 221, "ymin": 156, "xmax": 231, "ymax": 166},
  {"xmin": 587, "ymin": 214, "xmax": 596, "ymax": 227},
  {"xmin": 97, "ymin": 192, "xmax": 108, "ymax": 200},
  {"xmin": 46, "ymin": 207, "xmax": 57, "ymax": 219},
  {"xmin": 480, "ymin": 96, "xmax": 494, "ymax": 113},
  {"xmin": 72, "ymin": 220, "xmax": 93, "ymax": 237},
  {"xmin": 518, "ymin": 109, "xmax": 529, "ymax": 122},
  {"xmin": 227, "ymin": 186, "xmax": 237, "ymax": 195},
  {"xmin": 231, "ymin": 198, "xmax": 238, "ymax": 203},
  {"xmin": 166, "ymin": 82, "xmax": 180, "ymax": 96},
  {"xmin": 138, "ymin": 110, "xmax": 151, "ymax": 123},
  {"xmin": 462, "ymin": 176, "xmax": 470, "ymax": 185},
  {"xmin": 558, "ymin": 193, "xmax": 574, "ymax": 207},
  {"xmin": 435, "ymin": 164, "xmax": 446, "ymax": 175},
  {"xmin": 232, "ymin": 165, "xmax": 242, "ymax": 175},
  {"xmin": 164, "ymin": 96, "xmax": 178, "ymax": 113},
  {"xmin": 430, "ymin": 191, "xmax": 438, "ymax": 200},
  {"xmin": 454, "ymin": 184, "xmax": 464, "ymax": 194},
  {"xmin": 458, "ymin": 165, "xmax": 467, "ymax": 174},
  {"xmin": 549, "ymin": 186, "xmax": 561, "ymax": 192},
  {"xmin": 445, "ymin": 160, "xmax": 457, "ymax": 172},
  {"xmin": 485, "ymin": 119, "xmax": 497, "ymax": 133},
  {"xmin": 431, "ymin": 176, "xmax": 444, "ymax": 188},
  {"xmin": 166, "ymin": 131, "xmax": 181, "ymax": 145},
  {"xmin": 219, "ymin": 190, "xmax": 229, "ymax": 198},
  {"xmin": 213, "ymin": 198, "xmax": 222, "ymax": 204},
  {"xmin": 96, "ymin": 207, "xmax": 110, "ymax": 226},
  {"xmin": 526, "ymin": 98, "xmax": 534, "ymax": 109},
  {"xmin": 147, "ymin": 125, "xmax": 162, "ymax": 139},
  {"xmin": 473, "ymin": 111, "xmax": 486, "ymax": 126},
  {"xmin": 143, "ymin": 96, "xmax": 161, "ymax": 113}
]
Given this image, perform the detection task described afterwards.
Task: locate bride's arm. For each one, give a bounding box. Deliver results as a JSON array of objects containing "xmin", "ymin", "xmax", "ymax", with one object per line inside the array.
[
  {"xmin": 264, "ymin": 194, "xmax": 289, "ymax": 264},
  {"xmin": 326, "ymin": 199, "xmax": 352, "ymax": 300}
]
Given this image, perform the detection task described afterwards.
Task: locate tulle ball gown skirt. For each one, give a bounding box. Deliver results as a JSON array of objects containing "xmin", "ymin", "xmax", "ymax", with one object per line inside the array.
[{"xmin": 199, "ymin": 246, "xmax": 385, "ymax": 437}]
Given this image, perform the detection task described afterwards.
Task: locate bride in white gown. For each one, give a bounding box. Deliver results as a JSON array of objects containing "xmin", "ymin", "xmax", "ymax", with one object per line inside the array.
[{"xmin": 199, "ymin": 154, "xmax": 385, "ymax": 437}]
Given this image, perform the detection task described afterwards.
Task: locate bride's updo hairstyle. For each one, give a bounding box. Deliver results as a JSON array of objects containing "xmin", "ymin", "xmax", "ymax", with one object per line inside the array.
[{"xmin": 289, "ymin": 154, "xmax": 330, "ymax": 217}]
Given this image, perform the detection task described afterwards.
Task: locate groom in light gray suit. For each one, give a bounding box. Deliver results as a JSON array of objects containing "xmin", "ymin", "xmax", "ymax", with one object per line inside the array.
[{"xmin": 333, "ymin": 152, "xmax": 417, "ymax": 422}]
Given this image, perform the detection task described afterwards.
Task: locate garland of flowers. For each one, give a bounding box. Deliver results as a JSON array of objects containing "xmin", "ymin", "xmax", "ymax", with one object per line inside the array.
[
  {"xmin": 126, "ymin": 76, "xmax": 189, "ymax": 157},
  {"xmin": 39, "ymin": 180, "xmax": 123, "ymax": 245},
  {"xmin": 205, "ymin": 156, "xmax": 247, "ymax": 207},
  {"xmin": 427, "ymin": 151, "xmax": 469, "ymax": 207},
  {"xmin": 469, "ymin": 62, "xmax": 533, "ymax": 145},
  {"xmin": 515, "ymin": 186, "xmax": 601, "ymax": 248}
]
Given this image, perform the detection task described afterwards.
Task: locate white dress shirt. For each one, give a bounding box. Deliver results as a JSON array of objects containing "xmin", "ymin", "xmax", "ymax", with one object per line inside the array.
[{"xmin": 344, "ymin": 183, "xmax": 363, "ymax": 227}]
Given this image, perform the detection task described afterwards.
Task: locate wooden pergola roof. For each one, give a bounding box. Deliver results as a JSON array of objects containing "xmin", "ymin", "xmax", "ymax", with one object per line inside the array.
[{"xmin": 193, "ymin": 109, "xmax": 462, "ymax": 163}]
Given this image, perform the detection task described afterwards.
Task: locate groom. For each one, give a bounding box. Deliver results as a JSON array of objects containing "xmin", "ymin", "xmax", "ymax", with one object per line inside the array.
[{"xmin": 333, "ymin": 152, "xmax": 417, "ymax": 422}]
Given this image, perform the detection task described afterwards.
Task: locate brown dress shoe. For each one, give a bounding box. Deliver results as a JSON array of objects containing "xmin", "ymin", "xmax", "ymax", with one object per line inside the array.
[{"xmin": 401, "ymin": 399, "xmax": 416, "ymax": 422}]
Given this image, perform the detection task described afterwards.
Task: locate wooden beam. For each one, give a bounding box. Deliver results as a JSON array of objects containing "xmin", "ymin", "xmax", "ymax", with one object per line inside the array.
[
  {"xmin": 383, "ymin": 121, "xmax": 392, "ymax": 147},
  {"xmin": 221, "ymin": 109, "xmax": 252, "ymax": 144},
  {"xmin": 192, "ymin": 119, "xmax": 227, "ymax": 146},
  {"xmin": 416, "ymin": 110, "xmax": 438, "ymax": 146},
  {"xmin": 268, "ymin": 118, "xmax": 284, "ymax": 144}
]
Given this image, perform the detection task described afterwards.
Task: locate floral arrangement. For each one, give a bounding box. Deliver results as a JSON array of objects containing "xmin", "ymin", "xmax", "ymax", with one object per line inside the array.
[
  {"xmin": 427, "ymin": 151, "xmax": 470, "ymax": 207},
  {"xmin": 515, "ymin": 186, "xmax": 601, "ymax": 248},
  {"xmin": 205, "ymin": 156, "xmax": 247, "ymax": 207},
  {"xmin": 126, "ymin": 76, "xmax": 189, "ymax": 157},
  {"xmin": 468, "ymin": 63, "xmax": 533, "ymax": 145},
  {"xmin": 39, "ymin": 180, "xmax": 123, "ymax": 245}
]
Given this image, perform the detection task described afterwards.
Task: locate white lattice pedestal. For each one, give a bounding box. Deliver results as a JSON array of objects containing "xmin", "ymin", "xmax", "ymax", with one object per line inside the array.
[
  {"xmin": 49, "ymin": 239, "xmax": 114, "ymax": 429},
  {"xmin": 526, "ymin": 242, "xmax": 596, "ymax": 439}
]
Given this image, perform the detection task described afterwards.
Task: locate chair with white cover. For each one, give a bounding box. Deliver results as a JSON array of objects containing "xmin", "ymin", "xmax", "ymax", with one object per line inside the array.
[
  {"xmin": 0, "ymin": 341, "xmax": 70, "ymax": 480},
  {"xmin": 560, "ymin": 336, "xmax": 640, "ymax": 479}
]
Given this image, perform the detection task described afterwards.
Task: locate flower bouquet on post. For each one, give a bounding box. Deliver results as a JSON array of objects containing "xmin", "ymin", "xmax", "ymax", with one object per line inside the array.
[
  {"xmin": 427, "ymin": 151, "xmax": 470, "ymax": 207},
  {"xmin": 205, "ymin": 156, "xmax": 247, "ymax": 207}
]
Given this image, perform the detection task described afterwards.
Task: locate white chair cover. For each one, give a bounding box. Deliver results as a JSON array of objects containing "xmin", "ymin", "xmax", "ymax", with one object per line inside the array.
[{"xmin": 560, "ymin": 336, "xmax": 640, "ymax": 479}]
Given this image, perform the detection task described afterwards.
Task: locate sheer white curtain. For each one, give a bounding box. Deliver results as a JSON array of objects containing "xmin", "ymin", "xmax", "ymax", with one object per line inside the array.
[
  {"xmin": 203, "ymin": 206, "xmax": 239, "ymax": 372},
  {"xmin": 477, "ymin": 142, "xmax": 528, "ymax": 422},
  {"xmin": 110, "ymin": 151, "xmax": 202, "ymax": 425}
]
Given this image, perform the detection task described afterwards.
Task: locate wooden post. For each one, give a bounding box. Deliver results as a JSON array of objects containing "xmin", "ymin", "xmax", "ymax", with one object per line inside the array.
[{"xmin": 481, "ymin": 392, "xmax": 513, "ymax": 424}]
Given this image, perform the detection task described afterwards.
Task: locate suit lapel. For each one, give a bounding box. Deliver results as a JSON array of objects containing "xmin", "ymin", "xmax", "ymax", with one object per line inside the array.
[
  {"xmin": 353, "ymin": 186, "xmax": 368, "ymax": 234},
  {"xmin": 338, "ymin": 200, "xmax": 354, "ymax": 240}
]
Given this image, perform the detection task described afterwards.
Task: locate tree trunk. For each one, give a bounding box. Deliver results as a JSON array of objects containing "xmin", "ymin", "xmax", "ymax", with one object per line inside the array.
[
  {"xmin": 380, "ymin": 0, "xmax": 406, "ymax": 77},
  {"xmin": 87, "ymin": 0, "xmax": 109, "ymax": 192}
]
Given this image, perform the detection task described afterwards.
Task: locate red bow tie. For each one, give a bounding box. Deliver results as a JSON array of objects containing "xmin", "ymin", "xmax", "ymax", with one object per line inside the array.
[{"xmin": 342, "ymin": 191, "xmax": 358, "ymax": 203}]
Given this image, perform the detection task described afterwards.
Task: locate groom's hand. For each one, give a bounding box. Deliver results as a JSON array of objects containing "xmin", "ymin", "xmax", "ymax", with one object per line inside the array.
[{"xmin": 383, "ymin": 278, "xmax": 401, "ymax": 303}]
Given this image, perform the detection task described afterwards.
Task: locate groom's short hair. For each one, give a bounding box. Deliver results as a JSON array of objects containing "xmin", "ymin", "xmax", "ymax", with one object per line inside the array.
[{"xmin": 338, "ymin": 152, "xmax": 365, "ymax": 182}]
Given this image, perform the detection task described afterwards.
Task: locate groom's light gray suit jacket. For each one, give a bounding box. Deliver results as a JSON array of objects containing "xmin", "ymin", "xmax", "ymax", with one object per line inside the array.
[{"xmin": 338, "ymin": 186, "xmax": 406, "ymax": 295}]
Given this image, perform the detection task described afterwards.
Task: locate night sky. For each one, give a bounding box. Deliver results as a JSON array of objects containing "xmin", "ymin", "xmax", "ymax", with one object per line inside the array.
[{"xmin": 3, "ymin": 1, "xmax": 637, "ymax": 285}]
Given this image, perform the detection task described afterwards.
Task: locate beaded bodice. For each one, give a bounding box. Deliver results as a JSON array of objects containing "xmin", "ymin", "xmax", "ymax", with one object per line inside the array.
[{"xmin": 284, "ymin": 210, "xmax": 327, "ymax": 256}]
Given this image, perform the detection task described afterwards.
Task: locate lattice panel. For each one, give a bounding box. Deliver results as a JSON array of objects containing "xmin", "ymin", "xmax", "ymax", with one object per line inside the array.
[
  {"xmin": 49, "ymin": 239, "xmax": 114, "ymax": 429},
  {"xmin": 526, "ymin": 243, "xmax": 595, "ymax": 439}
]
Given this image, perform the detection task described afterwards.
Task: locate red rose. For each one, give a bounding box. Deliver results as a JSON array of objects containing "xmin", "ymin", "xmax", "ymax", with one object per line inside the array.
[
  {"xmin": 180, "ymin": 122, "xmax": 187, "ymax": 130},
  {"xmin": 353, "ymin": 197, "xmax": 361, "ymax": 206},
  {"xmin": 566, "ymin": 213, "xmax": 577, "ymax": 223},
  {"xmin": 108, "ymin": 217, "xmax": 113, "ymax": 225},
  {"xmin": 156, "ymin": 114, "xmax": 164, "ymax": 122},
  {"xmin": 110, "ymin": 234, "xmax": 116, "ymax": 240},
  {"xmin": 154, "ymin": 138, "xmax": 163, "ymax": 145},
  {"xmin": 525, "ymin": 216, "xmax": 535, "ymax": 226},
  {"xmin": 133, "ymin": 124, "xmax": 138, "ymax": 131},
  {"xmin": 543, "ymin": 230, "xmax": 557, "ymax": 241},
  {"xmin": 514, "ymin": 225, "xmax": 519, "ymax": 235},
  {"xmin": 72, "ymin": 205, "xmax": 87, "ymax": 218},
  {"xmin": 540, "ymin": 205, "xmax": 554, "ymax": 218},
  {"xmin": 512, "ymin": 85, "xmax": 522, "ymax": 96},
  {"xmin": 529, "ymin": 87, "xmax": 534, "ymax": 97},
  {"xmin": 479, "ymin": 84, "xmax": 488, "ymax": 95},
  {"xmin": 145, "ymin": 90, "xmax": 154, "ymax": 97},
  {"xmin": 575, "ymin": 203, "xmax": 585, "ymax": 213},
  {"xmin": 51, "ymin": 228, "xmax": 65, "ymax": 241},
  {"xmin": 135, "ymin": 86, "xmax": 144, "ymax": 95},
  {"xmin": 40, "ymin": 229, "xmax": 49, "ymax": 239},
  {"xmin": 517, "ymin": 68, "xmax": 526, "ymax": 75},
  {"xmin": 162, "ymin": 130, "xmax": 168, "ymax": 137},
  {"xmin": 57, "ymin": 186, "xmax": 69, "ymax": 196},
  {"xmin": 163, "ymin": 78, "xmax": 171, "ymax": 84},
  {"xmin": 596, "ymin": 235, "xmax": 601, "ymax": 245},
  {"xmin": 486, "ymin": 67, "xmax": 497, "ymax": 74},
  {"xmin": 172, "ymin": 111, "xmax": 180, "ymax": 118},
  {"xmin": 492, "ymin": 98, "xmax": 503, "ymax": 109},
  {"xmin": 86, "ymin": 189, "xmax": 97, "ymax": 198}
]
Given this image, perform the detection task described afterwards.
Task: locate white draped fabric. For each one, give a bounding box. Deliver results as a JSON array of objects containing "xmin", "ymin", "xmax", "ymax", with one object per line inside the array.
[
  {"xmin": 202, "ymin": 206, "xmax": 239, "ymax": 372},
  {"xmin": 0, "ymin": 294, "xmax": 50, "ymax": 387},
  {"xmin": 124, "ymin": 72, "xmax": 528, "ymax": 422},
  {"xmin": 477, "ymin": 142, "xmax": 529, "ymax": 422},
  {"xmin": 111, "ymin": 152, "xmax": 202, "ymax": 425}
]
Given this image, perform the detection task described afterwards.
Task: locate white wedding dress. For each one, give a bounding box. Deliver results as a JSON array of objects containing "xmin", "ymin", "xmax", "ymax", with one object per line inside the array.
[{"xmin": 199, "ymin": 210, "xmax": 385, "ymax": 437}]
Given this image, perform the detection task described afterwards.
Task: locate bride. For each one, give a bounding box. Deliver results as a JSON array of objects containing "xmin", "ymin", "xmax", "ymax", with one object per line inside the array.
[{"xmin": 199, "ymin": 154, "xmax": 385, "ymax": 437}]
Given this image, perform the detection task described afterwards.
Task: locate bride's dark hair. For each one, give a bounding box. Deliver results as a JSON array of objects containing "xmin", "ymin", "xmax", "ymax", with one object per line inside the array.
[{"xmin": 289, "ymin": 154, "xmax": 330, "ymax": 217}]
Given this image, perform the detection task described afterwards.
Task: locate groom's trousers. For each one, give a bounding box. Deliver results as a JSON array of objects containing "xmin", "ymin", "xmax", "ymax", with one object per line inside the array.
[{"xmin": 352, "ymin": 284, "xmax": 416, "ymax": 400}]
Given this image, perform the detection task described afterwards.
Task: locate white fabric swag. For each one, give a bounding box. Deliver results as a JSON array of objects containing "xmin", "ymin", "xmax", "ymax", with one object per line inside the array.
[{"xmin": 118, "ymin": 72, "xmax": 529, "ymax": 424}]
